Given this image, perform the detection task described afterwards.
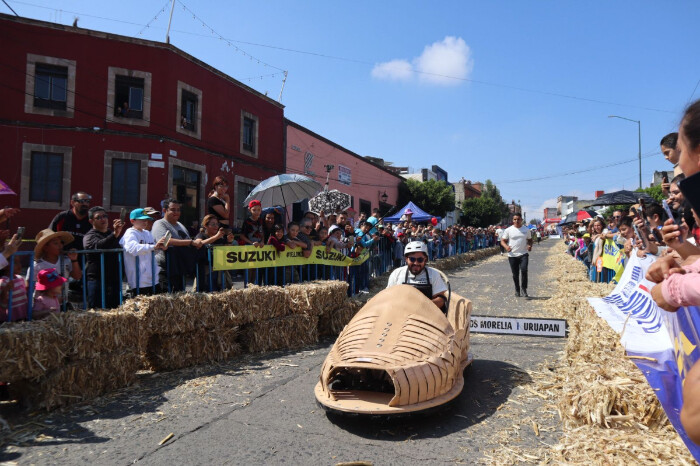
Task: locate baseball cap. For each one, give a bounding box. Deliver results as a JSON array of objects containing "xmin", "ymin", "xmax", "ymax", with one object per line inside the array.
[
  {"xmin": 248, "ymin": 200, "xmax": 261, "ymax": 209},
  {"xmin": 328, "ymin": 225, "xmax": 341, "ymax": 235},
  {"xmin": 130, "ymin": 208, "xmax": 153, "ymax": 220}
]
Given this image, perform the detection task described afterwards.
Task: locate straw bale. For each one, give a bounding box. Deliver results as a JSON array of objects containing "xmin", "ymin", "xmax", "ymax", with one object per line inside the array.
[
  {"xmin": 285, "ymin": 281, "xmax": 348, "ymax": 316},
  {"xmin": 130, "ymin": 292, "xmax": 229, "ymax": 336},
  {"xmin": 12, "ymin": 350, "xmax": 140, "ymax": 410},
  {"xmin": 318, "ymin": 299, "xmax": 362, "ymax": 337},
  {"xmin": 144, "ymin": 326, "xmax": 241, "ymax": 371},
  {"xmin": 0, "ymin": 315, "xmax": 68, "ymax": 382},
  {"xmin": 241, "ymin": 314, "xmax": 319, "ymax": 353},
  {"xmin": 233, "ymin": 284, "xmax": 287, "ymax": 324},
  {"xmin": 60, "ymin": 309, "xmax": 140, "ymax": 360}
]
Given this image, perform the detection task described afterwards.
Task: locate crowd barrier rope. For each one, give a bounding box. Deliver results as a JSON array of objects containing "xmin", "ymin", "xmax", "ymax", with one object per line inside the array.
[{"xmin": 2, "ymin": 233, "xmax": 497, "ymax": 321}]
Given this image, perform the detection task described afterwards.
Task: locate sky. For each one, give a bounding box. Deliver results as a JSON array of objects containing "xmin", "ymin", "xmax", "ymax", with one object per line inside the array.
[{"xmin": 5, "ymin": 0, "xmax": 700, "ymax": 221}]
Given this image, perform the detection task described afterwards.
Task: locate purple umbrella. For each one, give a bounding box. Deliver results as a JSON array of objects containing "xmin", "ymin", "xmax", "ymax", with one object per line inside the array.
[{"xmin": 0, "ymin": 179, "xmax": 16, "ymax": 196}]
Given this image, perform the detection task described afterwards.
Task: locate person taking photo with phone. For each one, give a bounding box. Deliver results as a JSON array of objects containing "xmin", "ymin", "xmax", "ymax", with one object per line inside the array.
[{"xmin": 83, "ymin": 206, "xmax": 125, "ymax": 309}]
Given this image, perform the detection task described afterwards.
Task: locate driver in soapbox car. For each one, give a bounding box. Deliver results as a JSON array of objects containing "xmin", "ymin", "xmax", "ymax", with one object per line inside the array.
[{"xmin": 386, "ymin": 241, "xmax": 448, "ymax": 312}]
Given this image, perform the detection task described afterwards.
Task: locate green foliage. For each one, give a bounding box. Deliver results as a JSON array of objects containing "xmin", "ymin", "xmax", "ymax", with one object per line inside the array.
[
  {"xmin": 636, "ymin": 185, "xmax": 665, "ymax": 202},
  {"xmin": 400, "ymin": 179, "xmax": 455, "ymax": 217},
  {"xmin": 481, "ymin": 179, "xmax": 510, "ymax": 221},
  {"xmin": 460, "ymin": 196, "xmax": 503, "ymax": 227},
  {"xmin": 529, "ymin": 218, "xmax": 541, "ymax": 225}
]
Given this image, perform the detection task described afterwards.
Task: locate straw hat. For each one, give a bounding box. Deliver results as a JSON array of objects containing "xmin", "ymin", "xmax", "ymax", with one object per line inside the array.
[{"xmin": 34, "ymin": 229, "xmax": 74, "ymax": 259}]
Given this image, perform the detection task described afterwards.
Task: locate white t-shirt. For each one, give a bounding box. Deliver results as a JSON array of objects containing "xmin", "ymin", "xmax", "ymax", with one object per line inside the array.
[
  {"xmin": 502, "ymin": 225, "xmax": 531, "ymax": 257},
  {"xmin": 496, "ymin": 228, "xmax": 504, "ymax": 240},
  {"xmin": 386, "ymin": 265, "xmax": 448, "ymax": 296}
]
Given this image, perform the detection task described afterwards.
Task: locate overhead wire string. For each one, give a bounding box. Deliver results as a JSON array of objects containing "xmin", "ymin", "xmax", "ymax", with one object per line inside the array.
[
  {"xmin": 9, "ymin": 0, "xmax": 147, "ymax": 27},
  {"xmin": 175, "ymin": 0, "xmax": 285, "ymax": 73},
  {"xmin": 494, "ymin": 150, "xmax": 662, "ymax": 184},
  {"xmin": 136, "ymin": 0, "xmax": 171, "ymax": 36},
  {"xmin": 7, "ymin": 0, "xmax": 675, "ymax": 115}
]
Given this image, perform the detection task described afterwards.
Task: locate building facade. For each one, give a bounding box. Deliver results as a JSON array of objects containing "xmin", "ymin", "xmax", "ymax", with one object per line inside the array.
[
  {"xmin": 0, "ymin": 14, "xmax": 285, "ymax": 235},
  {"xmin": 285, "ymin": 120, "xmax": 402, "ymax": 217}
]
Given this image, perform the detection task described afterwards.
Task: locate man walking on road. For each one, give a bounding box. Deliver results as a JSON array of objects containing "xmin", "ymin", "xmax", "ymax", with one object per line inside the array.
[{"xmin": 501, "ymin": 213, "xmax": 532, "ymax": 297}]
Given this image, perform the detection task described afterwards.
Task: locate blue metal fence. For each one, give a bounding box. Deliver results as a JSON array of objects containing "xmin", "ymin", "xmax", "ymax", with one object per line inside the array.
[{"xmin": 2, "ymin": 234, "xmax": 496, "ymax": 321}]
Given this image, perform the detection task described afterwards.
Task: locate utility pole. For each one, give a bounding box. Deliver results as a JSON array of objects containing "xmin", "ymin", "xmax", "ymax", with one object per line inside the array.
[
  {"xmin": 165, "ymin": 0, "xmax": 175, "ymax": 44},
  {"xmin": 608, "ymin": 115, "xmax": 642, "ymax": 189}
]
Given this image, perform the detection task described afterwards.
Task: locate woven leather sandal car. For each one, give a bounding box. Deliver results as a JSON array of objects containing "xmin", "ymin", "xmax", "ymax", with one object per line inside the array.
[{"xmin": 315, "ymin": 283, "xmax": 473, "ymax": 415}]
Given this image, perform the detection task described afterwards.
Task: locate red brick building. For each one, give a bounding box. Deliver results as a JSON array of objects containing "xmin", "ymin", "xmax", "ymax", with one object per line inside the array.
[{"xmin": 0, "ymin": 14, "xmax": 285, "ymax": 236}]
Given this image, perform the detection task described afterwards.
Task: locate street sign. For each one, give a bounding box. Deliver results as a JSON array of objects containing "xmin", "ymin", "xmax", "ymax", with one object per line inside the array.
[{"xmin": 470, "ymin": 315, "xmax": 568, "ymax": 338}]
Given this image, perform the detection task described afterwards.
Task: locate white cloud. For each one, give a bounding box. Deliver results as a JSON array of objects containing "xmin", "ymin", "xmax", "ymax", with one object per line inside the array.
[
  {"xmin": 370, "ymin": 59, "xmax": 413, "ymax": 81},
  {"xmin": 371, "ymin": 36, "xmax": 473, "ymax": 86}
]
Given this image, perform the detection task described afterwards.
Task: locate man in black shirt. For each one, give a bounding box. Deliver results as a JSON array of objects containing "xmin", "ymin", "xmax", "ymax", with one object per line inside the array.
[
  {"xmin": 83, "ymin": 206, "xmax": 125, "ymax": 308},
  {"xmin": 49, "ymin": 191, "xmax": 93, "ymax": 251}
]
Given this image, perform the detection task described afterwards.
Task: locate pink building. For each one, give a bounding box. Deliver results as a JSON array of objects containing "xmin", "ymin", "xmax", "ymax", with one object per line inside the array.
[{"xmin": 285, "ymin": 120, "xmax": 402, "ymax": 219}]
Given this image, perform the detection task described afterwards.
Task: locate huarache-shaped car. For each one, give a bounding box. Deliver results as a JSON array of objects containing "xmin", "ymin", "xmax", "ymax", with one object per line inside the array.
[{"xmin": 315, "ymin": 284, "xmax": 473, "ymax": 415}]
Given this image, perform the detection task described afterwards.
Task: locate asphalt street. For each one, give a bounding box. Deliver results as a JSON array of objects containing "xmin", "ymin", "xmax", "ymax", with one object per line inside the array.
[{"xmin": 1, "ymin": 240, "xmax": 563, "ymax": 465}]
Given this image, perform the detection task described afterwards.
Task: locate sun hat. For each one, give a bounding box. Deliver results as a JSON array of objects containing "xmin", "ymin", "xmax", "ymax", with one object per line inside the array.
[
  {"xmin": 34, "ymin": 229, "xmax": 74, "ymax": 259},
  {"xmin": 35, "ymin": 268, "xmax": 68, "ymax": 291},
  {"xmin": 248, "ymin": 200, "xmax": 261, "ymax": 209},
  {"xmin": 130, "ymin": 208, "xmax": 153, "ymax": 221},
  {"xmin": 142, "ymin": 206, "xmax": 160, "ymax": 216},
  {"xmin": 405, "ymin": 208, "xmax": 414, "ymax": 215},
  {"xmin": 328, "ymin": 225, "xmax": 342, "ymax": 235}
]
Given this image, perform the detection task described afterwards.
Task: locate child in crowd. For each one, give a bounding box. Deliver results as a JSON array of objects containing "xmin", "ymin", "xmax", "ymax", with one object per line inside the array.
[
  {"xmin": 267, "ymin": 224, "xmax": 286, "ymax": 254},
  {"xmin": 240, "ymin": 200, "xmax": 264, "ymax": 247},
  {"xmin": 0, "ymin": 255, "xmax": 28, "ymax": 321},
  {"xmin": 29, "ymin": 229, "xmax": 81, "ymax": 307},
  {"xmin": 316, "ymin": 226, "xmax": 329, "ymax": 246},
  {"xmin": 32, "ymin": 268, "xmax": 67, "ymax": 319},
  {"xmin": 326, "ymin": 225, "xmax": 345, "ymax": 252},
  {"xmin": 284, "ymin": 222, "xmax": 309, "ymax": 252},
  {"xmin": 120, "ymin": 208, "xmax": 166, "ymax": 297}
]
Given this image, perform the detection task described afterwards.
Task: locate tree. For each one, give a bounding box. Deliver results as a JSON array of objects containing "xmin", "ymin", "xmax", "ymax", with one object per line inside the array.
[
  {"xmin": 529, "ymin": 218, "xmax": 541, "ymax": 225},
  {"xmin": 636, "ymin": 185, "xmax": 664, "ymax": 202},
  {"xmin": 399, "ymin": 179, "xmax": 455, "ymax": 217},
  {"xmin": 460, "ymin": 196, "xmax": 503, "ymax": 227},
  {"xmin": 481, "ymin": 179, "xmax": 510, "ymax": 221}
]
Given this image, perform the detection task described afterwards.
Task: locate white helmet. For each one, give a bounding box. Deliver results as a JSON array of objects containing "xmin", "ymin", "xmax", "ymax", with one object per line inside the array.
[{"xmin": 404, "ymin": 241, "xmax": 428, "ymax": 257}]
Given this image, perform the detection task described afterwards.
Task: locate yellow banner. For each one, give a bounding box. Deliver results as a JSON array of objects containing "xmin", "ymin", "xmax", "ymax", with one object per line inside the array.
[
  {"xmin": 212, "ymin": 245, "xmax": 370, "ymax": 271},
  {"xmin": 602, "ymin": 238, "xmax": 623, "ymax": 271}
]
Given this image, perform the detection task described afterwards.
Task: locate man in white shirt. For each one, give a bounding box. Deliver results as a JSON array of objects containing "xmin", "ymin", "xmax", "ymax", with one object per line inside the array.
[
  {"xmin": 496, "ymin": 226, "xmax": 505, "ymax": 255},
  {"xmin": 501, "ymin": 213, "xmax": 533, "ymax": 297},
  {"xmin": 387, "ymin": 241, "xmax": 448, "ymax": 312}
]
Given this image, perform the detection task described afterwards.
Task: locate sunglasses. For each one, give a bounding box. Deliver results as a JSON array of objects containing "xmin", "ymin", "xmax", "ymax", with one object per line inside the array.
[
  {"xmin": 93, "ymin": 214, "xmax": 108, "ymax": 220},
  {"xmin": 74, "ymin": 199, "xmax": 91, "ymax": 204},
  {"xmin": 407, "ymin": 256, "xmax": 425, "ymax": 264}
]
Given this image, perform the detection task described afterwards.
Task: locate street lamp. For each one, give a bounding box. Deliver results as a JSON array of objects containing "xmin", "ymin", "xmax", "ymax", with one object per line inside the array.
[{"xmin": 608, "ymin": 115, "xmax": 642, "ymax": 189}]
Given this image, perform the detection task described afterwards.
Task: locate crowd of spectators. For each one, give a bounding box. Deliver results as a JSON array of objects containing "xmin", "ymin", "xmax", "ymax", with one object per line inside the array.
[{"xmin": 0, "ymin": 175, "xmax": 503, "ymax": 320}]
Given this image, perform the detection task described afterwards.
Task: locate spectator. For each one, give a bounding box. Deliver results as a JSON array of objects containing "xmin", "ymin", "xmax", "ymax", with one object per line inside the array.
[
  {"xmin": 49, "ymin": 191, "xmax": 92, "ymax": 251},
  {"xmin": 660, "ymin": 132, "xmax": 682, "ymax": 179},
  {"xmin": 267, "ymin": 224, "xmax": 286, "ymax": 253},
  {"xmin": 32, "ymin": 268, "xmax": 66, "ymax": 319},
  {"xmin": 152, "ymin": 199, "xmax": 203, "ymax": 292},
  {"xmin": 194, "ymin": 214, "xmax": 233, "ymax": 291},
  {"xmin": 0, "ymin": 208, "xmax": 20, "ymax": 227},
  {"xmin": 83, "ymin": 206, "xmax": 125, "ymax": 309},
  {"xmin": 241, "ymin": 200, "xmax": 264, "ymax": 247},
  {"xmin": 284, "ymin": 221, "xmax": 309, "ymax": 252},
  {"xmin": 120, "ymin": 208, "xmax": 166, "ymax": 297},
  {"xmin": 393, "ymin": 231, "xmax": 406, "ymax": 267},
  {"xmin": 0, "ymin": 253, "xmax": 28, "ymax": 321},
  {"xmin": 207, "ymin": 176, "xmax": 231, "ymax": 228},
  {"xmin": 30, "ymin": 229, "xmax": 82, "ymax": 307},
  {"xmin": 263, "ymin": 211, "xmax": 277, "ymax": 243},
  {"xmin": 0, "ymin": 233, "xmax": 21, "ymax": 272},
  {"xmin": 316, "ymin": 226, "xmax": 329, "ymax": 246},
  {"xmin": 297, "ymin": 219, "xmax": 315, "ymax": 258}
]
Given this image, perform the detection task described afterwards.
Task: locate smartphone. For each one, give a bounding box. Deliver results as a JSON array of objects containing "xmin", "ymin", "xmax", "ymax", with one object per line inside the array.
[
  {"xmin": 679, "ymin": 171, "xmax": 700, "ymax": 216},
  {"xmin": 632, "ymin": 223, "xmax": 647, "ymax": 250},
  {"xmin": 15, "ymin": 226, "xmax": 25, "ymax": 241},
  {"xmin": 120, "ymin": 207, "xmax": 127, "ymax": 222},
  {"xmin": 163, "ymin": 231, "xmax": 172, "ymax": 247},
  {"xmin": 662, "ymin": 199, "xmax": 684, "ymax": 244},
  {"xmin": 222, "ymin": 228, "xmax": 232, "ymax": 235}
]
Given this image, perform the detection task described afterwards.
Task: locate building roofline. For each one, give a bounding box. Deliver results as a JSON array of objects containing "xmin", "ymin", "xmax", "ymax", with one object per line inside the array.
[
  {"xmin": 285, "ymin": 118, "xmax": 404, "ymax": 181},
  {"xmin": 0, "ymin": 13, "xmax": 284, "ymax": 109}
]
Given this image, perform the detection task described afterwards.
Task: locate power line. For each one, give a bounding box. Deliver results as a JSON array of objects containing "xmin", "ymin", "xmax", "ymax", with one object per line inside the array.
[
  {"xmin": 8, "ymin": 0, "xmax": 676, "ymax": 115},
  {"xmin": 2, "ymin": 0, "xmax": 19, "ymax": 16},
  {"xmin": 136, "ymin": 0, "xmax": 170, "ymax": 36},
  {"xmin": 494, "ymin": 150, "xmax": 661, "ymax": 184}
]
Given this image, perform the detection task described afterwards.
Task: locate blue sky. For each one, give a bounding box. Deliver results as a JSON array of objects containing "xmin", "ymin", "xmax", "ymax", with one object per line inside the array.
[{"xmin": 6, "ymin": 1, "xmax": 700, "ymax": 220}]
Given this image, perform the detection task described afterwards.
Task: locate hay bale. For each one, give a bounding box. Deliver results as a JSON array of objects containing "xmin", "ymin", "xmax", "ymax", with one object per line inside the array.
[
  {"xmin": 229, "ymin": 285, "xmax": 287, "ymax": 324},
  {"xmin": 130, "ymin": 292, "xmax": 229, "ymax": 336},
  {"xmin": 0, "ymin": 315, "xmax": 68, "ymax": 382},
  {"xmin": 12, "ymin": 350, "xmax": 140, "ymax": 410},
  {"xmin": 318, "ymin": 299, "xmax": 362, "ymax": 337},
  {"xmin": 241, "ymin": 314, "xmax": 319, "ymax": 353},
  {"xmin": 285, "ymin": 281, "xmax": 348, "ymax": 316},
  {"xmin": 61, "ymin": 309, "xmax": 140, "ymax": 360},
  {"xmin": 144, "ymin": 326, "xmax": 241, "ymax": 371}
]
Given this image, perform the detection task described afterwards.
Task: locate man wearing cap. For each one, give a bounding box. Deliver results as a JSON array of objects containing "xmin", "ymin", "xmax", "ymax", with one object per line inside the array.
[
  {"xmin": 120, "ymin": 208, "xmax": 167, "ymax": 297},
  {"xmin": 83, "ymin": 207, "xmax": 125, "ymax": 308},
  {"xmin": 49, "ymin": 191, "xmax": 93, "ymax": 251},
  {"xmin": 152, "ymin": 199, "xmax": 203, "ymax": 292},
  {"xmin": 387, "ymin": 240, "xmax": 448, "ymax": 312}
]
